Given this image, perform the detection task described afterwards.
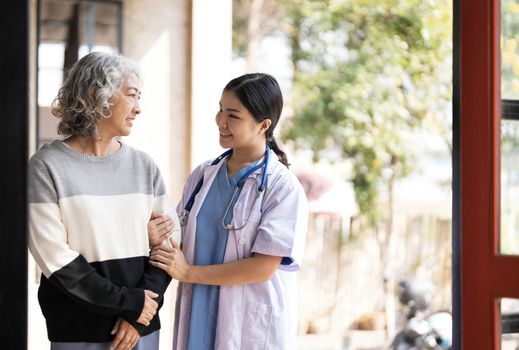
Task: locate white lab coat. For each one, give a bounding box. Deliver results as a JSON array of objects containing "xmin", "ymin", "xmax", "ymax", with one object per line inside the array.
[{"xmin": 173, "ymin": 149, "xmax": 308, "ymax": 350}]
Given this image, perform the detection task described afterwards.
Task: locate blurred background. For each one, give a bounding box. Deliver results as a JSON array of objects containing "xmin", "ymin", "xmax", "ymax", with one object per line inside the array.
[{"xmin": 30, "ymin": 0, "xmax": 456, "ymax": 349}]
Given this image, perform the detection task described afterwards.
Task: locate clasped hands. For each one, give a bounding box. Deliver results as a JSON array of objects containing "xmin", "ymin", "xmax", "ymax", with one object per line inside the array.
[
  {"xmin": 110, "ymin": 290, "xmax": 158, "ymax": 350},
  {"xmin": 148, "ymin": 211, "xmax": 189, "ymax": 282},
  {"xmin": 110, "ymin": 211, "xmax": 176, "ymax": 350}
]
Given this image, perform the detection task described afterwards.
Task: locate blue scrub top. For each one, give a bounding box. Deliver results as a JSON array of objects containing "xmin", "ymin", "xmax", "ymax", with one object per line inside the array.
[{"xmin": 187, "ymin": 159, "xmax": 259, "ymax": 350}]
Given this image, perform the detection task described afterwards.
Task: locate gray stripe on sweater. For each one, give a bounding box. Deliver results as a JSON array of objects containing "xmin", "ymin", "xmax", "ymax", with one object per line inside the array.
[{"xmin": 29, "ymin": 140, "xmax": 166, "ymax": 203}]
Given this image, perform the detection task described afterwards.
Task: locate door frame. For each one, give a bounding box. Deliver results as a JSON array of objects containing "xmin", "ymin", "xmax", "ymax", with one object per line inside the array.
[
  {"xmin": 0, "ymin": 0, "xmax": 29, "ymax": 349},
  {"xmin": 456, "ymin": 0, "xmax": 519, "ymax": 348}
]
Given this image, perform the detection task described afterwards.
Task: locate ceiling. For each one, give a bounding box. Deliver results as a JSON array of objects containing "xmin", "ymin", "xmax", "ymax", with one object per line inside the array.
[{"xmin": 39, "ymin": 0, "xmax": 120, "ymax": 47}]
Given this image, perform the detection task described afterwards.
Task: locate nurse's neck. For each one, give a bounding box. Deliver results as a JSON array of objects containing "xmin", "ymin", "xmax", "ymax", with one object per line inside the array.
[{"xmin": 227, "ymin": 144, "xmax": 266, "ymax": 178}]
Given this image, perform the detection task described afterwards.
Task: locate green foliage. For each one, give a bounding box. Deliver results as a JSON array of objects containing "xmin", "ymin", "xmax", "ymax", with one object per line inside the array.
[
  {"xmin": 280, "ymin": 0, "xmax": 452, "ymax": 224},
  {"xmin": 232, "ymin": 0, "xmax": 249, "ymax": 57},
  {"xmin": 232, "ymin": 0, "xmax": 286, "ymax": 58},
  {"xmin": 501, "ymin": 0, "xmax": 519, "ymax": 99}
]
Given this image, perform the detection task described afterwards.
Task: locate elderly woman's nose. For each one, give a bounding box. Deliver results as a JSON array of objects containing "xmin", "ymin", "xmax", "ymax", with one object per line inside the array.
[{"xmin": 134, "ymin": 101, "xmax": 141, "ymax": 114}]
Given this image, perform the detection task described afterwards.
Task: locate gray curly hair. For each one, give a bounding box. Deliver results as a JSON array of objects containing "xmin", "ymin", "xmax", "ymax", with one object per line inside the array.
[{"xmin": 52, "ymin": 51, "xmax": 141, "ymax": 137}]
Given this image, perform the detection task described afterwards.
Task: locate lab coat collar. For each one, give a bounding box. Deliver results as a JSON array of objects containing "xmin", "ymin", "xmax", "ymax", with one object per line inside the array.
[{"xmin": 207, "ymin": 149, "xmax": 277, "ymax": 178}]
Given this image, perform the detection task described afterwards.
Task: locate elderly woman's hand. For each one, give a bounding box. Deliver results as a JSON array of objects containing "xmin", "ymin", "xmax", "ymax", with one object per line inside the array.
[
  {"xmin": 110, "ymin": 318, "xmax": 140, "ymax": 350},
  {"xmin": 147, "ymin": 211, "xmax": 173, "ymax": 247},
  {"xmin": 149, "ymin": 240, "xmax": 189, "ymax": 281}
]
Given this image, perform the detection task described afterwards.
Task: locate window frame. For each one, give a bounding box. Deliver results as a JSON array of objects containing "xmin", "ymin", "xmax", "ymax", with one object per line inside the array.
[
  {"xmin": 503, "ymin": 100, "xmax": 519, "ymax": 120},
  {"xmin": 457, "ymin": 0, "xmax": 519, "ymax": 349}
]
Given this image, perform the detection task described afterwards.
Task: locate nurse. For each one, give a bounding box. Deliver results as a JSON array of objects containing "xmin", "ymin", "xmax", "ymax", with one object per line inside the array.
[{"xmin": 149, "ymin": 73, "xmax": 308, "ymax": 350}]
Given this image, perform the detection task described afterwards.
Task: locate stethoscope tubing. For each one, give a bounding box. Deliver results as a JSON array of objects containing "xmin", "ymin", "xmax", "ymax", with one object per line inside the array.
[{"xmin": 179, "ymin": 146, "xmax": 270, "ymax": 229}]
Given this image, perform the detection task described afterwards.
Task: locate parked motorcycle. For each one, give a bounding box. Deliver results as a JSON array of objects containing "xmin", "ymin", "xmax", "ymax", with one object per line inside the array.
[{"xmin": 390, "ymin": 278, "xmax": 452, "ymax": 350}]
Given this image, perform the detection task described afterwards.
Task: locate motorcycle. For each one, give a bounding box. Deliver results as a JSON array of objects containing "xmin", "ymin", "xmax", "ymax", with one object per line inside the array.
[{"xmin": 390, "ymin": 278, "xmax": 452, "ymax": 350}]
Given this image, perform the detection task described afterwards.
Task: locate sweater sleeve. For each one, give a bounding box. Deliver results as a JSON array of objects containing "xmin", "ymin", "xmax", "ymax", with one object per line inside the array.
[
  {"xmin": 125, "ymin": 163, "xmax": 174, "ymax": 333},
  {"xmin": 28, "ymin": 157, "xmax": 145, "ymax": 322}
]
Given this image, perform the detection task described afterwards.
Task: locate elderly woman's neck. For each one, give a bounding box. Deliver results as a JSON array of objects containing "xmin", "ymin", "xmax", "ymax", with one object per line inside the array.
[{"xmin": 65, "ymin": 135, "xmax": 119, "ymax": 157}]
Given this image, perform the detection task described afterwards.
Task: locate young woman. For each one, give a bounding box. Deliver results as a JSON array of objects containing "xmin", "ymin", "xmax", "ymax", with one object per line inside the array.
[
  {"xmin": 149, "ymin": 73, "xmax": 309, "ymax": 350},
  {"xmin": 28, "ymin": 52, "xmax": 178, "ymax": 350}
]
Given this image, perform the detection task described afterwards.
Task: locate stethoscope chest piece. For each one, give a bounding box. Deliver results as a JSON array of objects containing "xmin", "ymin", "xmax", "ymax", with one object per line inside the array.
[{"xmin": 179, "ymin": 211, "xmax": 189, "ymax": 226}]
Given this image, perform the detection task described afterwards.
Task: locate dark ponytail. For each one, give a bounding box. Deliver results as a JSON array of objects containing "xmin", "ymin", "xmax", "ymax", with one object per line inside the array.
[
  {"xmin": 267, "ymin": 134, "xmax": 290, "ymax": 168},
  {"xmin": 224, "ymin": 73, "xmax": 290, "ymax": 168}
]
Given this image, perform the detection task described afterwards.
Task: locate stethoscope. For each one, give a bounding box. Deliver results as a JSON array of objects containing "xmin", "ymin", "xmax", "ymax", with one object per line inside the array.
[{"xmin": 178, "ymin": 146, "xmax": 270, "ymax": 232}]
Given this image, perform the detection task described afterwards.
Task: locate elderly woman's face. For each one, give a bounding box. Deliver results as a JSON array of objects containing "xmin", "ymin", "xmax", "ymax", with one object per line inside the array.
[{"xmin": 98, "ymin": 74, "xmax": 142, "ymax": 137}]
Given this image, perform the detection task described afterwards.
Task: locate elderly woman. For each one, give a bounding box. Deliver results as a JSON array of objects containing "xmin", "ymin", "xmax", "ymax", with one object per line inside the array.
[{"xmin": 28, "ymin": 52, "xmax": 178, "ymax": 350}]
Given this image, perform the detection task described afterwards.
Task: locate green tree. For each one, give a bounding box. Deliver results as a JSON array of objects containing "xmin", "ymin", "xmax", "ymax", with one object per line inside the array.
[
  {"xmin": 232, "ymin": 0, "xmax": 285, "ymax": 71},
  {"xmin": 278, "ymin": 0, "xmax": 452, "ymax": 334},
  {"xmin": 282, "ymin": 0, "xmax": 451, "ymax": 224}
]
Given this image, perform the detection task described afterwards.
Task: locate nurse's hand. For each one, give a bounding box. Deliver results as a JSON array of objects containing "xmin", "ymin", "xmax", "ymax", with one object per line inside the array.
[
  {"xmin": 136, "ymin": 290, "xmax": 158, "ymax": 326},
  {"xmin": 110, "ymin": 318, "xmax": 140, "ymax": 350},
  {"xmin": 149, "ymin": 240, "xmax": 189, "ymax": 281},
  {"xmin": 147, "ymin": 211, "xmax": 173, "ymax": 247}
]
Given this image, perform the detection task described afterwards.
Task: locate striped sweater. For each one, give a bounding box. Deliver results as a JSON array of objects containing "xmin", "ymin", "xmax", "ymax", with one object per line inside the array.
[{"xmin": 28, "ymin": 140, "xmax": 177, "ymax": 342}]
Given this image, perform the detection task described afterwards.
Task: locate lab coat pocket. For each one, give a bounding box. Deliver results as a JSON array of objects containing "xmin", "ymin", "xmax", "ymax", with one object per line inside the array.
[
  {"xmin": 203, "ymin": 286, "xmax": 220, "ymax": 345},
  {"xmin": 241, "ymin": 302, "xmax": 273, "ymax": 350}
]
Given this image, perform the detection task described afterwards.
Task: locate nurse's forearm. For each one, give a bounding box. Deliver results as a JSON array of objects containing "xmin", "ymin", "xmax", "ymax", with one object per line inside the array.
[{"xmin": 186, "ymin": 253, "xmax": 282, "ymax": 286}]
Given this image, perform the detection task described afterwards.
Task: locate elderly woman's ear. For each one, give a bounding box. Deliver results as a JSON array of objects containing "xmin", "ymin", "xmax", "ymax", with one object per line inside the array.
[{"xmin": 88, "ymin": 88, "xmax": 97, "ymax": 102}]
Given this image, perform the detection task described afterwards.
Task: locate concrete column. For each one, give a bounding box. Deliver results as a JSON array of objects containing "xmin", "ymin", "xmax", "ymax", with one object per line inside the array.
[
  {"xmin": 190, "ymin": 0, "xmax": 233, "ymax": 168},
  {"xmin": 123, "ymin": 0, "xmax": 191, "ymax": 201}
]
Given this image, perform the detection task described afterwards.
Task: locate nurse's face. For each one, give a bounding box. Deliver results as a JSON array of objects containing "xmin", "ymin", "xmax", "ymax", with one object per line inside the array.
[{"xmin": 216, "ymin": 90, "xmax": 270, "ymax": 150}]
